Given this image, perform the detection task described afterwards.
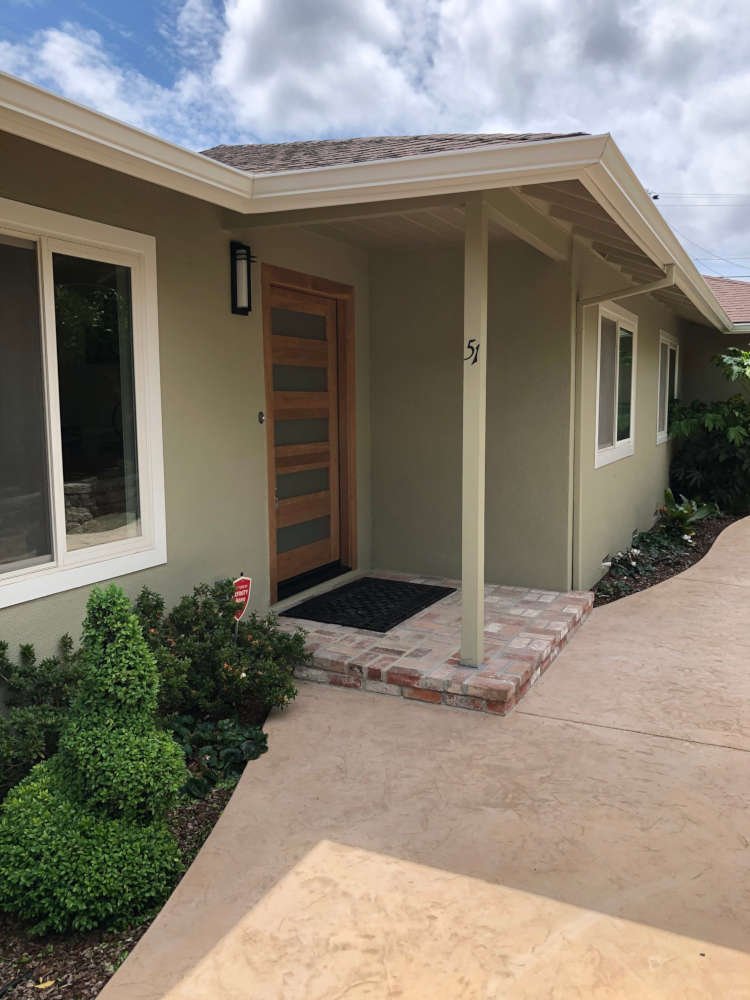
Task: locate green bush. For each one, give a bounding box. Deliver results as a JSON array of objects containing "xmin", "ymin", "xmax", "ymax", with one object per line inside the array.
[
  {"xmin": 170, "ymin": 715, "xmax": 268, "ymax": 798},
  {"xmin": 135, "ymin": 580, "xmax": 304, "ymax": 723},
  {"xmin": 670, "ymin": 346, "xmax": 750, "ymax": 512},
  {"xmin": 656, "ymin": 488, "xmax": 719, "ymax": 539},
  {"xmin": 1, "ymin": 634, "xmax": 82, "ymax": 710},
  {"xmin": 0, "ymin": 637, "xmax": 84, "ymax": 800},
  {"xmin": 0, "ymin": 585, "xmax": 188, "ymax": 933},
  {"xmin": 0, "ymin": 765, "xmax": 181, "ymax": 934}
]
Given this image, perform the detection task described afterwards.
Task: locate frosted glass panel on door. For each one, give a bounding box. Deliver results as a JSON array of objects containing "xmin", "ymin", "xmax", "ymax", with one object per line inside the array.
[
  {"xmin": 272, "ymin": 365, "xmax": 327, "ymax": 392},
  {"xmin": 277, "ymin": 516, "xmax": 331, "ymax": 554},
  {"xmin": 271, "ymin": 307, "xmax": 326, "ymax": 340},
  {"xmin": 275, "ymin": 418, "xmax": 329, "ymax": 446},
  {"xmin": 277, "ymin": 468, "xmax": 329, "ymax": 500}
]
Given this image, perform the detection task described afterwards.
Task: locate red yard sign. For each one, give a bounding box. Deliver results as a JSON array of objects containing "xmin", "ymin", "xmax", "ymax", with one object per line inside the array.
[{"xmin": 233, "ymin": 575, "xmax": 252, "ymax": 620}]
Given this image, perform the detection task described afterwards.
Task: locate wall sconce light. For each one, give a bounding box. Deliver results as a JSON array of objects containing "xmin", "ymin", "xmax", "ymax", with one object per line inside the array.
[{"xmin": 230, "ymin": 241, "xmax": 254, "ymax": 314}]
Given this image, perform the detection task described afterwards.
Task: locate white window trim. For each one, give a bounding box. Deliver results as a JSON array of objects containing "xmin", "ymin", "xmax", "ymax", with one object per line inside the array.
[
  {"xmin": 657, "ymin": 330, "xmax": 679, "ymax": 445},
  {"xmin": 0, "ymin": 196, "xmax": 167, "ymax": 609},
  {"xmin": 594, "ymin": 301, "xmax": 638, "ymax": 469}
]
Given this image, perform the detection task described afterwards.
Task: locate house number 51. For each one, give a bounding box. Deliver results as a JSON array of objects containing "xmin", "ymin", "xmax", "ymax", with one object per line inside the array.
[{"xmin": 464, "ymin": 338, "xmax": 480, "ymax": 365}]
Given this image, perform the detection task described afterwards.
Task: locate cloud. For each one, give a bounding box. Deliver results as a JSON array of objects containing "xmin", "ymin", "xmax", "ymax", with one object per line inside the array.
[{"xmin": 2, "ymin": 0, "xmax": 750, "ymax": 268}]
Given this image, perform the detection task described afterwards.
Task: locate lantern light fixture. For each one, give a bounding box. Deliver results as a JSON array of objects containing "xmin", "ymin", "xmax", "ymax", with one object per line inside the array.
[{"xmin": 230, "ymin": 241, "xmax": 254, "ymax": 314}]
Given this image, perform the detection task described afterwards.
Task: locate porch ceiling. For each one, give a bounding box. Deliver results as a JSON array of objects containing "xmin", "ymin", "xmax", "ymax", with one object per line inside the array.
[
  {"xmin": 250, "ymin": 181, "xmax": 708, "ymax": 324},
  {"xmin": 300, "ymin": 202, "xmax": 517, "ymax": 249}
]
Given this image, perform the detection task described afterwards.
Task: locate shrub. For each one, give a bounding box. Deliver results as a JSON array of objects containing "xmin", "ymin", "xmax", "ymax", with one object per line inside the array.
[
  {"xmin": 0, "ymin": 637, "xmax": 84, "ymax": 800},
  {"xmin": 0, "ymin": 585, "xmax": 188, "ymax": 933},
  {"xmin": 656, "ymin": 488, "xmax": 719, "ymax": 540},
  {"xmin": 670, "ymin": 345, "xmax": 750, "ymax": 512},
  {"xmin": 135, "ymin": 580, "xmax": 304, "ymax": 723},
  {"xmin": 1, "ymin": 634, "xmax": 82, "ymax": 710},
  {"xmin": 170, "ymin": 715, "xmax": 267, "ymax": 798}
]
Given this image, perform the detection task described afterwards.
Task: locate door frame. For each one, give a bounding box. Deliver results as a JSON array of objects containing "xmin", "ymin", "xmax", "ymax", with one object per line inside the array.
[{"xmin": 261, "ymin": 263, "xmax": 357, "ymax": 603}]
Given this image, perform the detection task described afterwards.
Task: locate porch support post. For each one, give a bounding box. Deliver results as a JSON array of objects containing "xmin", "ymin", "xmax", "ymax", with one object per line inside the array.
[{"xmin": 460, "ymin": 194, "xmax": 489, "ymax": 667}]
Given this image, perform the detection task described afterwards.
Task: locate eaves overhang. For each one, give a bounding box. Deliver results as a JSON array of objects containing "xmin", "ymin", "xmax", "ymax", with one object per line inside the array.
[{"xmin": 0, "ymin": 70, "xmax": 739, "ymax": 334}]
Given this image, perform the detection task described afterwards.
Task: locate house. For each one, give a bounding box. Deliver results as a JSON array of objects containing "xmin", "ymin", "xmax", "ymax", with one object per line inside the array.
[{"xmin": 0, "ymin": 71, "xmax": 746, "ymax": 668}]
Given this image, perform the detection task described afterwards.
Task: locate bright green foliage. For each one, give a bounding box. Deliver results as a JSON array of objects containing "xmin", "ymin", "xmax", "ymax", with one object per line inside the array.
[
  {"xmin": 170, "ymin": 715, "xmax": 267, "ymax": 798},
  {"xmin": 714, "ymin": 346, "xmax": 750, "ymax": 383},
  {"xmin": 136, "ymin": 580, "xmax": 304, "ymax": 724},
  {"xmin": 0, "ymin": 765, "xmax": 180, "ymax": 934},
  {"xmin": 0, "ymin": 637, "xmax": 84, "ymax": 800},
  {"xmin": 656, "ymin": 488, "xmax": 719, "ymax": 539},
  {"xmin": 0, "ymin": 585, "xmax": 188, "ymax": 933}
]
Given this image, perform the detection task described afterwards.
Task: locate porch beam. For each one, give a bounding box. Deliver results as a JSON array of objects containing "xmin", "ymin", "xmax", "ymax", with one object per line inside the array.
[
  {"xmin": 579, "ymin": 263, "xmax": 676, "ymax": 308},
  {"xmin": 484, "ymin": 188, "xmax": 571, "ymax": 261},
  {"xmin": 222, "ymin": 194, "xmax": 466, "ymax": 230},
  {"xmin": 461, "ymin": 195, "xmax": 489, "ymax": 668}
]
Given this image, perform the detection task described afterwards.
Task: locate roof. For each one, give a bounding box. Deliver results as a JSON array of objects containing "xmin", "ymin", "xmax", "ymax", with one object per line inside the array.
[
  {"xmin": 201, "ymin": 132, "xmax": 585, "ymax": 173},
  {"xmin": 703, "ymin": 276, "xmax": 750, "ymax": 324},
  {"xmin": 0, "ymin": 72, "xmax": 742, "ymax": 333}
]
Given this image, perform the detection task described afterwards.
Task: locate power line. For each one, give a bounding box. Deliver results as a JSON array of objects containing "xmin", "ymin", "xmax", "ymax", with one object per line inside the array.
[{"xmin": 667, "ymin": 224, "xmax": 750, "ymax": 272}]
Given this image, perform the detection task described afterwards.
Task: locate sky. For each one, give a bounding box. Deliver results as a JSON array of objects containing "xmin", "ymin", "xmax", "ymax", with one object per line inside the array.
[{"xmin": 2, "ymin": 0, "xmax": 750, "ymax": 277}]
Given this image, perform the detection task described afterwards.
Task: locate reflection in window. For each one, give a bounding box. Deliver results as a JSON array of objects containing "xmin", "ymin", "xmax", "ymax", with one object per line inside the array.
[
  {"xmin": 53, "ymin": 254, "xmax": 141, "ymax": 550},
  {"xmin": 0, "ymin": 238, "xmax": 53, "ymax": 572}
]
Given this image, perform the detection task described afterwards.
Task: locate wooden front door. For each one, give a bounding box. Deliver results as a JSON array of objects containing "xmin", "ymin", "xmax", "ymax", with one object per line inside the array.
[{"xmin": 263, "ymin": 269, "xmax": 352, "ymax": 601}]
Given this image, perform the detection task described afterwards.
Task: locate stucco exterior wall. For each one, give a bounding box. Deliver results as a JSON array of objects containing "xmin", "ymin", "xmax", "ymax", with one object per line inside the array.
[
  {"xmin": 680, "ymin": 321, "xmax": 749, "ymax": 402},
  {"xmin": 370, "ymin": 241, "xmax": 574, "ymax": 592},
  {"xmin": 0, "ymin": 131, "xmax": 370, "ymax": 656},
  {"xmin": 573, "ymin": 244, "xmax": 685, "ymax": 589}
]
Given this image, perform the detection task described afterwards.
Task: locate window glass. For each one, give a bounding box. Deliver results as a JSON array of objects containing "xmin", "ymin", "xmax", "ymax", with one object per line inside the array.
[
  {"xmin": 52, "ymin": 254, "xmax": 141, "ymax": 550},
  {"xmin": 668, "ymin": 346, "xmax": 677, "ymax": 406},
  {"xmin": 616, "ymin": 329, "xmax": 634, "ymax": 442},
  {"xmin": 658, "ymin": 342, "xmax": 669, "ymax": 433},
  {"xmin": 597, "ymin": 317, "xmax": 617, "ymax": 449},
  {"xmin": 0, "ymin": 238, "xmax": 53, "ymax": 573}
]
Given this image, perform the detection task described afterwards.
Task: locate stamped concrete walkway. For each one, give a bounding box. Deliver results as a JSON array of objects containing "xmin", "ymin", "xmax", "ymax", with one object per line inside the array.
[{"xmin": 102, "ymin": 520, "xmax": 750, "ymax": 999}]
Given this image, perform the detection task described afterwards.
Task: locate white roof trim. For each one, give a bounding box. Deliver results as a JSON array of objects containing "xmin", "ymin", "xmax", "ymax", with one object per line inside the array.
[{"xmin": 0, "ymin": 70, "xmax": 738, "ymax": 332}]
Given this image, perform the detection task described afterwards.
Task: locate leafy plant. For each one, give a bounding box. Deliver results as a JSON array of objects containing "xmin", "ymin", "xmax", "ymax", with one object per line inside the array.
[
  {"xmin": 135, "ymin": 580, "xmax": 304, "ymax": 724},
  {"xmin": 0, "ymin": 637, "xmax": 84, "ymax": 800},
  {"xmin": 656, "ymin": 488, "xmax": 719, "ymax": 539},
  {"xmin": 669, "ymin": 344, "xmax": 750, "ymax": 512},
  {"xmin": 595, "ymin": 488, "xmax": 722, "ymax": 604},
  {"xmin": 0, "ymin": 585, "xmax": 188, "ymax": 933},
  {"xmin": 169, "ymin": 715, "xmax": 267, "ymax": 798}
]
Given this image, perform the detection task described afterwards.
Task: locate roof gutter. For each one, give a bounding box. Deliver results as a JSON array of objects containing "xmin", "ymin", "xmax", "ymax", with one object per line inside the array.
[
  {"xmin": 582, "ymin": 139, "xmax": 734, "ymax": 333},
  {"xmin": 0, "ymin": 72, "xmax": 741, "ymax": 334}
]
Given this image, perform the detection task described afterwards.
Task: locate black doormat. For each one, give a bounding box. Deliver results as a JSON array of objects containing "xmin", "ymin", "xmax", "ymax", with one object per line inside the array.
[{"xmin": 281, "ymin": 576, "xmax": 455, "ymax": 633}]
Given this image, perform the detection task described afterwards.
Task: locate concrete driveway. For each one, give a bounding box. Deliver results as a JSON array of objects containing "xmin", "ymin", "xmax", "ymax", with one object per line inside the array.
[{"xmin": 102, "ymin": 520, "xmax": 750, "ymax": 999}]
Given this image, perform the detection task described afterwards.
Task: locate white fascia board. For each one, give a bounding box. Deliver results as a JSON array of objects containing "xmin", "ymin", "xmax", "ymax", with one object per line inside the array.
[
  {"xmin": 246, "ymin": 134, "xmax": 610, "ymax": 211},
  {"xmin": 0, "ymin": 73, "xmax": 741, "ymax": 334},
  {"xmin": 582, "ymin": 138, "xmax": 733, "ymax": 333},
  {"xmin": 0, "ymin": 72, "xmax": 253, "ymax": 212}
]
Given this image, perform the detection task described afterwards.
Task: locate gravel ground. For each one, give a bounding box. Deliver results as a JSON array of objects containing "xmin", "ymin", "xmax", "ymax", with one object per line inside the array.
[{"xmin": 0, "ymin": 786, "xmax": 232, "ymax": 999}]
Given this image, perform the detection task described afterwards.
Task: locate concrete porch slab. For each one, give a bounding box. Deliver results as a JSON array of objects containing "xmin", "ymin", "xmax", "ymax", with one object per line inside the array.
[{"xmin": 279, "ymin": 572, "xmax": 593, "ymax": 715}]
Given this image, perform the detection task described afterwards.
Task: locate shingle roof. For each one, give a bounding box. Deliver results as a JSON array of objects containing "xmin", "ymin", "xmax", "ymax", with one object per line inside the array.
[
  {"xmin": 704, "ymin": 276, "xmax": 750, "ymax": 324},
  {"xmin": 201, "ymin": 132, "xmax": 585, "ymax": 174}
]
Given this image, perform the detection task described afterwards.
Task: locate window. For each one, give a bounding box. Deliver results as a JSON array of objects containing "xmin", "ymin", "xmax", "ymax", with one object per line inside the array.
[
  {"xmin": 595, "ymin": 304, "xmax": 637, "ymax": 468},
  {"xmin": 0, "ymin": 198, "xmax": 166, "ymax": 608},
  {"xmin": 657, "ymin": 332, "xmax": 679, "ymax": 444}
]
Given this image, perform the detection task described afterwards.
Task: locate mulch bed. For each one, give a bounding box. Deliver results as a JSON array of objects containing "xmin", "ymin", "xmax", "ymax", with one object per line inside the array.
[
  {"xmin": 0, "ymin": 786, "xmax": 233, "ymax": 999},
  {"xmin": 593, "ymin": 514, "xmax": 739, "ymax": 607}
]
